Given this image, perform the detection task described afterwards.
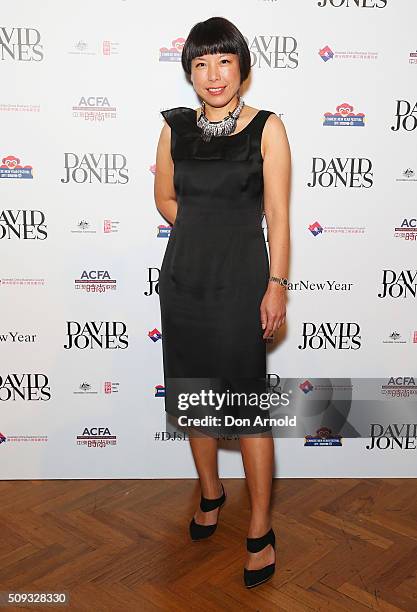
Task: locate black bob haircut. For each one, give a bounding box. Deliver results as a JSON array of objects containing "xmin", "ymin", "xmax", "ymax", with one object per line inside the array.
[{"xmin": 181, "ymin": 17, "xmax": 251, "ymax": 85}]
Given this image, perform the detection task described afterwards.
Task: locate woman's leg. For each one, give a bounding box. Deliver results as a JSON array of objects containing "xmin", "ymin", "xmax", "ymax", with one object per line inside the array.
[
  {"xmin": 240, "ymin": 435, "xmax": 275, "ymax": 569},
  {"xmin": 189, "ymin": 429, "xmax": 223, "ymax": 525}
]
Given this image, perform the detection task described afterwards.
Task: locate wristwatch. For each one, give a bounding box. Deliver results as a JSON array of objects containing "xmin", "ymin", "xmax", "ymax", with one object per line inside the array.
[{"xmin": 269, "ymin": 276, "xmax": 288, "ymax": 287}]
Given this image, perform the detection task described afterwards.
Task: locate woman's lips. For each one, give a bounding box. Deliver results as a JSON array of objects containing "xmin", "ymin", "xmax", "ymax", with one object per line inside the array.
[{"xmin": 206, "ymin": 86, "xmax": 226, "ymax": 95}]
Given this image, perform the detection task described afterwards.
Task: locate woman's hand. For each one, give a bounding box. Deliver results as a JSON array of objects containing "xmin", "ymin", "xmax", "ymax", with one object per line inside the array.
[{"xmin": 260, "ymin": 284, "xmax": 287, "ymax": 340}]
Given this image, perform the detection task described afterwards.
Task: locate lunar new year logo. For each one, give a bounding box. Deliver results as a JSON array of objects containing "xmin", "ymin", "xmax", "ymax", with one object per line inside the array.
[
  {"xmin": 304, "ymin": 427, "xmax": 342, "ymax": 446},
  {"xmin": 323, "ymin": 103, "xmax": 365, "ymax": 127},
  {"xmin": 159, "ymin": 37, "xmax": 185, "ymax": 62},
  {"xmin": 0, "ymin": 155, "xmax": 33, "ymax": 179}
]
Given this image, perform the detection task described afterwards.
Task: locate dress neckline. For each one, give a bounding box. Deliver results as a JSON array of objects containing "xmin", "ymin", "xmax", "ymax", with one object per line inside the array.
[{"xmin": 184, "ymin": 107, "xmax": 262, "ymax": 139}]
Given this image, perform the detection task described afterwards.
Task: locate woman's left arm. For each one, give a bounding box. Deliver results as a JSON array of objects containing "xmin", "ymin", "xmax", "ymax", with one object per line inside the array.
[{"xmin": 260, "ymin": 113, "xmax": 291, "ymax": 340}]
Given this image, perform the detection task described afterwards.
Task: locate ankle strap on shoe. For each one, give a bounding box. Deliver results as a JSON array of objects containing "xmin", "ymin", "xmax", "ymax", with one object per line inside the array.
[
  {"xmin": 200, "ymin": 483, "xmax": 225, "ymax": 512},
  {"xmin": 246, "ymin": 527, "xmax": 275, "ymax": 553}
]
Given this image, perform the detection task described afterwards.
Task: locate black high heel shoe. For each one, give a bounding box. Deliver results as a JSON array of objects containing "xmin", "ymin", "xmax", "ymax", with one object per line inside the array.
[
  {"xmin": 243, "ymin": 527, "xmax": 276, "ymax": 588},
  {"xmin": 189, "ymin": 482, "xmax": 226, "ymax": 541}
]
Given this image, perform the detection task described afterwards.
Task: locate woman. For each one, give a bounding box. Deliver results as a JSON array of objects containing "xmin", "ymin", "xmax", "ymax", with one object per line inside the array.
[{"xmin": 154, "ymin": 16, "xmax": 290, "ymax": 588}]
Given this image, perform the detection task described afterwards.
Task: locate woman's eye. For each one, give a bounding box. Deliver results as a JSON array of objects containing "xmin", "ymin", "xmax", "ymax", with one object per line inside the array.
[{"xmin": 195, "ymin": 59, "xmax": 229, "ymax": 67}]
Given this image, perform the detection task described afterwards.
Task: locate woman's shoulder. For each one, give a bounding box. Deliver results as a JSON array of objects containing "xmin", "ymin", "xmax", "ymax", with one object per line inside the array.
[
  {"xmin": 160, "ymin": 107, "xmax": 194, "ymax": 132},
  {"xmin": 243, "ymin": 105, "xmax": 261, "ymax": 118}
]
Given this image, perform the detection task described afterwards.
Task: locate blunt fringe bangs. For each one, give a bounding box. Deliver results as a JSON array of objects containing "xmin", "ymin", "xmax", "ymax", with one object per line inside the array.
[{"xmin": 181, "ymin": 17, "xmax": 251, "ymax": 84}]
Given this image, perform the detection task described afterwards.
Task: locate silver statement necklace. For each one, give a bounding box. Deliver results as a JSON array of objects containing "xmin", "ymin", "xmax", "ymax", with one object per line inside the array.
[{"xmin": 197, "ymin": 97, "xmax": 245, "ymax": 142}]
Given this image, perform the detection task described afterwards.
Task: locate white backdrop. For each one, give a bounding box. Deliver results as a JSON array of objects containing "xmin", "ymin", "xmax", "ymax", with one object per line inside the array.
[{"xmin": 1, "ymin": 0, "xmax": 416, "ymax": 479}]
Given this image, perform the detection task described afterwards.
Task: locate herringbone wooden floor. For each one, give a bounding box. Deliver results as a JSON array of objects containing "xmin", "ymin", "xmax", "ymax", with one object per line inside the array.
[{"xmin": 0, "ymin": 479, "xmax": 416, "ymax": 611}]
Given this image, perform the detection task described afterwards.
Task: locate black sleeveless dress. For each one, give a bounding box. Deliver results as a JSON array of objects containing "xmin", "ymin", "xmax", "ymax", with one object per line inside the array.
[{"xmin": 158, "ymin": 106, "xmax": 274, "ymax": 436}]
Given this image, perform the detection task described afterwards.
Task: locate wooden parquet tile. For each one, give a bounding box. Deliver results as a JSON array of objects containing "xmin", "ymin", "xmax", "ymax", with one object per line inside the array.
[{"xmin": 0, "ymin": 479, "xmax": 416, "ymax": 611}]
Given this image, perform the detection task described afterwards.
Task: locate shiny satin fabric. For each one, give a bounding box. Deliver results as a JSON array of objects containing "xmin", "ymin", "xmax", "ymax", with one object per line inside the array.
[{"xmin": 159, "ymin": 107, "xmax": 275, "ymax": 437}]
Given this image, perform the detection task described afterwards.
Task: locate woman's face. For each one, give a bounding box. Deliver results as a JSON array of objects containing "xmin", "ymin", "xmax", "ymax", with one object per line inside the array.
[{"xmin": 190, "ymin": 53, "xmax": 241, "ymax": 107}]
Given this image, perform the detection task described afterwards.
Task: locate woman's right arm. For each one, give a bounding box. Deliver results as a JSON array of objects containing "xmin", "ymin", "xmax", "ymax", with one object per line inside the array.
[{"xmin": 154, "ymin": 121, "xmax": 178, "ymax": 226}]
